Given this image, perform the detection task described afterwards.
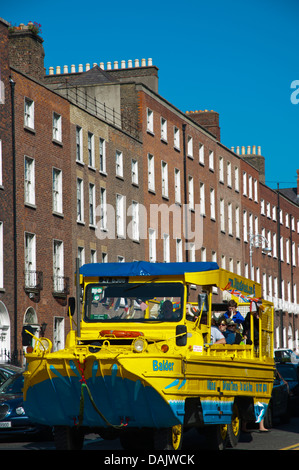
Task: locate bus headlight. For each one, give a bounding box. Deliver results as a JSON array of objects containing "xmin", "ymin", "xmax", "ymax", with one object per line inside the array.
[{"xmin": 133, "ymin": 338, "xmax": 147, "ymax": 353}]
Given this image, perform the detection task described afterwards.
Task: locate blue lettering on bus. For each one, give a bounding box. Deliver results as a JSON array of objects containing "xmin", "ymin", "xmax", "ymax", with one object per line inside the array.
[{"xmin": 153, "ymin": 360, "xmax": 174, "ymax": 371}]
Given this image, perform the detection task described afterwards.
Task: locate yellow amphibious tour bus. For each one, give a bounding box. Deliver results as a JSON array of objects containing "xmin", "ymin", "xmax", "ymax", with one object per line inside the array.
[{"xmin": 23, "ymin": 261, "xmax": 275, "ymax": 450}]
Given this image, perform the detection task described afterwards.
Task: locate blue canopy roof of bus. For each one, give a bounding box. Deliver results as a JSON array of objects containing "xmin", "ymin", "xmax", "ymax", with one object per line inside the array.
[{"xmin": 79, "ymin": 261, "xmax": 219, "ymax": 278}]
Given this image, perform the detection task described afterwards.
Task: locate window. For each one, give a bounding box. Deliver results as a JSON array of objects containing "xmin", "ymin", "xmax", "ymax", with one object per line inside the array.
[
  {"xmin": 116, "ymin": 194, "xmax": 125, "ymax": 238},
  {"xmin": 248, "ymin": 175, "xmax": 253, "ymax": 199},
  {"xmin": 235, "ymin": 206, "xmax": 240, "ymax": 239},
  {"xmin": 243, "ymin": 171, "xmax": 247, "ymax": 196},
  {"xmin": 176, "ymin": 238, "xmax": 183, "ymax": 262},
  {"xmin": 227, "ymin": 162, "xmax": 232, "ymax": 187},
  {"xmin": 188, "ymin": 176, "xmax": 194, "ymax": 210},
  {"xmin": 174, "ymin": 127, "xmax": 180, "ymax": 149},
  {"xmin": 131, "ymin": 201, "xmax": 139, "ymax": 241},
  {"xmin": 99, "ymin": 138, "xmax": 106, "ymax": 173},
  {"xmin": 210, "ymin": 188, "xmax": 215, "ymax": 220},
  {"xmin": 52, "ymin": 168, "xmax": 63, "ymax": 214},
  {"xmin": 24, "ymin": 98, "xmax": 34, "ymax": 129},
  {"xmin": 76, "ymin": 178, "xmax": 84, "ymax": 223},
  {"xmin": 228, "ymin": 202, "xmax": 233, "ymax": 235},
  {"xmin": 89, "ymin": 183, "xmax": 96, "ymax": 226},
  {"xmin": 199, "ymin": 143, "xmax": 204, "ymax": 165},
  {"xmin": 76, "ymin": 126, "xmax": 83, "ymax": 162},
  {"xmin": 163, "ymin": 234, "xmax": 170, "ymax": 262},
  {"xmin": 161, "ymin": 161, "xmax": 168, "ymax": 198},
  {"xmin": 53, "ymin": 240, "xmax": 64, "ymax": 293},
  {"xmin": 149, "ymin": 228, "xmax": 156, "ymax": 262},
  {"xmin": 209, "ymin": 150, "xmax": 214, "ymax": 171},
  {"xmin": 91, "ymin": 249, "xmax": 97, "ymax": 263},
  {"xmin": 24, "ymin": 232, "xmax": 36, "ymax": 288},
  {"xmin": 200, "ymin": 182, "xmax": 205, "ymax": 215},
  {"xmin": 147, "ymin": 108, "xmax": 154, "ymax": 133},
  {"xmin": 161, "ymin": 118, "xmax": 167, "ymax": 141},
  {"xmin": 187, "ymin": 136, "xmax": 193, "ymax": 157},
  {"xmin": 220, "ymin": 199, "xmax": 225, "ymax": 232},
  {"xmin": 100, "ymin": 187, "xmax": 107, "ymax": 230},
  {"xmin": 131, "ymin": 159, "xmax": 138, "ymax": 185},
  {"xmin": 88, "ymin": 132, "xmax": 95, "ymax": 167},
  {"xmin": 174, "ymin": 169, "xmax": 181, "ymax": 204},
  {"xmin": 234, "ymin": 166, "xmax": 239, "ymax": 192},
  {"xmin": 116, "ymin": 150, "xmax": 123, "ymax": 178},
  {"xmin": 24, "ymin": 156, "xmax": 35, "ymax": 205},
  {"xmin": 243, "ymin": 210, "xmax": 248, "ymax": 242},
  {"xmin": 219, "ymin": 157, "xmax": 224, "ymax": 182},
  {"xmin": 254, "ymin": 179, "xmax": 258, "ymax": 202},
  {"xmin": 53, "ymin": 112, "xmax": 62, "ymax": 142},
  {"xmin": 78, "ymin": 246, "xmax": 85, "ymax": 267},
  {"xmin": 0, "ymin": 222, "xmax": 3, "ymax": 289},
  {"xmin": 148, "ymin": 154, "xmax": 155, "ymax": 191}
]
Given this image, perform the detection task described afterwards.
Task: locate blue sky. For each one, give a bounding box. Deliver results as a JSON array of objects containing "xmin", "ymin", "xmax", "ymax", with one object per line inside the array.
[{"xmin": 2, "ymin": 0, "xmax": 299, "ymax": 189}]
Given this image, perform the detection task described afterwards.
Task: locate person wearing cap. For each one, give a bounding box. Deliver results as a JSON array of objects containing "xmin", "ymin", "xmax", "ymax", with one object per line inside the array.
[
  {"xmin": 223, "ymin": 300, "xmax": 244, "ymax": 325},
  {"xmin": 218, "ymin": 318, "xmax": 244, "ymax": 345}
]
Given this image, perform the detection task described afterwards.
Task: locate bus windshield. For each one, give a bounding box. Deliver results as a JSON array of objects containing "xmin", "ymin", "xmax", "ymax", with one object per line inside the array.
[{"xmin": 84, "ymin": 282, "xmax": 184, "ymax": 323}]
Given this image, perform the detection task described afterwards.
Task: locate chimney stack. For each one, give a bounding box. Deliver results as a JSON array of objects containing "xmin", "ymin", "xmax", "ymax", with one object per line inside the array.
[
  {"xmin": 8, "ymin": 21, "xmax": 45, "ymax": 81},
  {"xmin": 297, "ymin": 169, "xmax": 299, "ymax": 197}
]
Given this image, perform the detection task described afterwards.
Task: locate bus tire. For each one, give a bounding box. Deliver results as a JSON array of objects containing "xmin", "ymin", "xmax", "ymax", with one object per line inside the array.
[
  {"xmin": 226, "ymin": 402, "xmax": 241, "ymax": 447},
  {"xmin": 154, "ymin": 425, "xmax": 183, "ymax": 450},
  {"xmin": 204, "ymin": 425, "xmax": 227, "ymax": 450}
]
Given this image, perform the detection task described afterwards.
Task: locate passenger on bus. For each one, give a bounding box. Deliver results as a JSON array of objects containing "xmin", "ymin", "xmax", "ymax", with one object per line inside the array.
[
  {"xmin": 223, "ymin": 300, "xmax": 244, "ymax": 325},
  {"xmin": 210, "ymin": 324, "xmax": 226, "ymax": 344},
  {"xmin": 243, "ymin": 309, "xmax": 259, "ymax": 346}
]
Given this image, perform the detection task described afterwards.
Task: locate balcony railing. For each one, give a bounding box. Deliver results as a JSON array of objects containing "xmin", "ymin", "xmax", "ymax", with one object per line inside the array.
[
  {"xmin": 52, "ymin": 275, "xmax": 70, "ymax": 298},
  {"xmin": 24, "ymin": 270, "xmax": 43, "ymax": 293}
]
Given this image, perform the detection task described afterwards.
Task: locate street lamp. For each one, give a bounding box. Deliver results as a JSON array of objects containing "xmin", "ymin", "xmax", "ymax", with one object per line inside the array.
[{"xmin": 249, "ymin": 233, "xmax": 272, "ymax": 278}]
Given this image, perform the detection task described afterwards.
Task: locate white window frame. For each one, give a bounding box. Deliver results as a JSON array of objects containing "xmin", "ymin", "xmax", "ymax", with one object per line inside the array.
[
  {"xmin": 89, "ymin": 183, "xmax": 96, "ymax": 226},
  {"xmin": 131, "ymin": 159, "xmax": 138, "ymax": 185},
  {"xmin": 99, "ymin": 138, "xmax": 106, "ymax": 174},
  {"xmin": 88, "ymin": 132, "xmax": 95, "ymax": 168},
  {"xmin": 174, "ymin": 168, "xmax": 181, "ymax": 204},
  {"xmin": 147, "ymin": 108, "xmax": 154, "ymax": 133},
  {"xmin": 76, "ymin": 126, "xmax": 83, "ymax": 163},
  {"xmin": 199, "ymin": 182, "xmax": 205, "ymax": 215},
  {"xmin": 76, "ymin": 178, "xmax": 84, "ymax": 223},
  {"xmin": 149, "ymin": 228, "xmax": 156, "ymax": 262},
  {"xmin": 53, "ymin": 240, "xmax": 64, "ymax": 293},
  {"xmin": 161, "ymin": 161, "xmax": 168, "ymax": 198},
  {"xmin": 176, "ymin": 238, "xmax": 183, "ymax": 262},
  {"xmin": 24, "ymin": 97, "xmax": 34, "ymax": 129},
  {"xmin": 116, "ymin": 194, "xmax": 125, "ymax": 238},
  {"xmin": 188, "ymin": 176, "xmax": 194, "ymax": 210},
  {"xmin": 24, "ymin": 156, "xmax": 35, "ymax": 205},
  {"xmin": 148, "ymin": 153, "xmax": 155, "ymax": 191},
  {"xmin": 187, "ymin": 136, "xmax": 193, "ymax": 158},
  {"xmin": 24, "ymin": 232, "xmax": 36, "ymax": 288},
  {"xmin": 174, "ymin": 126, "xmax": 180, "ymax": 150},
  {"xmin": 199, "ymin": 143, "xmax": 204, "ymax": 165},
  {"xmin": 163, "ymin": 233, "xmax": 170, "ymax": 262},
  {"xmin": 100, "ymin": 187, "xmax": 107, "ymax": 231},
  {"xmin": 53, "ymin": 112, "xmax": 62, "ymax": 142},
  {"xmin": 131, "ymin": 201, "xmax": 139, "ymax": 241},
  {"xmin": 161, "ymin": 117, "xmax": 167, "ymax": 141},
  {"xmin": 209, "ymin": 150, "xmax": 214, "ymax": 171},
  {"xmin": 52, "ymin": 167, "xmax": 63, "ymax": 214},
  {"xmin": 210, "ymin": 188, "xmax": 215, "ymax": 220},
  {"xmin": 116, "ymin": 150, "xmax": 123, "ymax": 178}
]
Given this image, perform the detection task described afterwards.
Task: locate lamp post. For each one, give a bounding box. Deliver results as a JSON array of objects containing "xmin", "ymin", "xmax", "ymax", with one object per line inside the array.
[{"xmin": 249, "ymin": 233, "xmax": 272, "ymax": 279}]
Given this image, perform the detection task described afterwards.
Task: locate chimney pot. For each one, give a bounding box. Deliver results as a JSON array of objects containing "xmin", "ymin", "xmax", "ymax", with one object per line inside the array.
[
  {"xmin": 148, "ymin": 58, "xmax": 153, "ymax": 66},
  {"xmin": 78, "ymin": 64, "xmax": 83, "ymax": 72},
  {"xmin": 128, "ymin": 59, "xmax": 133, "ymax": 68},
  {"xmin": 71, "ymin": 64, "xmax": 76, "ymax": 73}
]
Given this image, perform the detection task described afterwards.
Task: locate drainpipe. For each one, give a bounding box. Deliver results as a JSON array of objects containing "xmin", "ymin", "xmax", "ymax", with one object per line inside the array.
[{"xmin": 9, "ymin": 76, "xmax": 18, "ymax": 365}]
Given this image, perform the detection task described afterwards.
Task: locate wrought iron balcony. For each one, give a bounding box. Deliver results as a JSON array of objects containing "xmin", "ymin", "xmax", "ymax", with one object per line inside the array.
[
  {"xmin": 52, "ymin": 275, "xmax": 70, "ymax": 298},
  {"xmin": 24, "ymin": 270, "xmax": 43, "ymax": 293}
]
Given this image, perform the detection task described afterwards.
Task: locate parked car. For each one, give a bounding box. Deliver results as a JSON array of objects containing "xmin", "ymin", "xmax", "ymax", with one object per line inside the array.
[
  {"xmin": 264, "ymin": 368, "xmax": 290, "ymax": 428},
  {"xmin": 0, "ymin": 364, "xmax": 24, "ymax": 385},
  {"xmin": 276, "ymin": 362, "xmax": 299, "ymax": 415},
  {"xmin": 0, "ymin": 372, "xmax": 52, "ymax": 438},
  {"xmin": 274, "ymin": 348, "xmax": 299, "ymax": 364}
]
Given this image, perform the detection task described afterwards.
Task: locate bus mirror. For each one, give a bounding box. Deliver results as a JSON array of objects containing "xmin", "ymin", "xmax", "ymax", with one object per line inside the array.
[
  {"xmin": 68, "ymin": 297, "xmax": 75, "ymax": 317},
  {"xmin": 176, "ymin": 325, "xmax": 187, "ymax": 346},
  {"xmin": 198, "ymin": 293, "xmax": 208, "ymax": 313}
]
